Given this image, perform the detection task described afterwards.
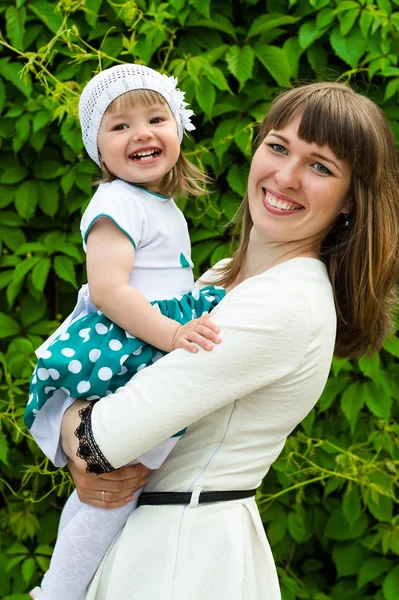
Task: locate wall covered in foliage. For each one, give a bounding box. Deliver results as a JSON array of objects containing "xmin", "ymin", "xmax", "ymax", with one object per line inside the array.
[{"xmin": 0, "ymin": 0, "xmax": 398, "ymax": 598}]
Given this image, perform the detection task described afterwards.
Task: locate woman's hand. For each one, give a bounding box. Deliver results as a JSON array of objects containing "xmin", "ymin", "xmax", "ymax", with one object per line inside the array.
[{"xmin": 68, "ymin": 460, "xmax": 151, "ymax": 509}]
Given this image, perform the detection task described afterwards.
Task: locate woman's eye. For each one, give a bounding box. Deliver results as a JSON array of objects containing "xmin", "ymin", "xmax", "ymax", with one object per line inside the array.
[
  {"xmin": 268, "ymin": 143, "xmax": 287, "ymax": 154},
  {"xmin": 113, "ymin": 124, "xmax": 128, "ymax": 131},
  {"xmin": 313, "ymin": 162, "xmax": 331, "ymax": 175}
]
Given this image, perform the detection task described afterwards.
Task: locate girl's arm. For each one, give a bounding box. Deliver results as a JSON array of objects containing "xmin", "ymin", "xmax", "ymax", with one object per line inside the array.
[
  {"xmin": 86, "ymin": 217, "xmax": 220, "ymax": 353},
  {"xmin": 62, "ymin": 277, "xmax": 319, "ymax": 471}
]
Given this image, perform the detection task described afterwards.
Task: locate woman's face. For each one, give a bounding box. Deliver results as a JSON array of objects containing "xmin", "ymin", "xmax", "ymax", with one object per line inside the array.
[{"xmin": 247, "ymin": 116, "xmax": 352, "ymax": 249}]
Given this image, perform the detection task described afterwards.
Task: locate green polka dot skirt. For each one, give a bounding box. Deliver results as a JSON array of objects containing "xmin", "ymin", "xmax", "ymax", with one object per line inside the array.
[{"xmin": 24, "ymin": 286, "xmax": 225, "ymax": 431}]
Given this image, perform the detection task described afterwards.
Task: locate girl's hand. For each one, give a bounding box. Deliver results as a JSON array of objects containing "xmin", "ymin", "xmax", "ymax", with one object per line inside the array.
[
  {"xmin": 172, "ymin": 314, "xmax": 221, "ymax": 353},
  {"xmin": 68, "ymin": 460, "xmax": 151, "ymax": 509}
]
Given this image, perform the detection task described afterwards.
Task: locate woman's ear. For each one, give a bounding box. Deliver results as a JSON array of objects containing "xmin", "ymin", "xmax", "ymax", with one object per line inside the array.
[{"xmin": 341, "ymin": 197, "xmax": 351, "ymax": 216}]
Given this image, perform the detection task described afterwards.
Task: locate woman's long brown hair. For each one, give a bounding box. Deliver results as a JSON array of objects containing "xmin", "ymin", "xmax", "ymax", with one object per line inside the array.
[{"xmin": 215, "ymin": 82, "xmax": 399, "ymax": 359}]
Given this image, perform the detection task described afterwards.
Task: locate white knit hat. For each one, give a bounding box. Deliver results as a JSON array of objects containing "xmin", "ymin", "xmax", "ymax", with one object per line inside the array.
[{"xmin": 79, "ymin": 63, "xmax": 196, "ymax": 166}]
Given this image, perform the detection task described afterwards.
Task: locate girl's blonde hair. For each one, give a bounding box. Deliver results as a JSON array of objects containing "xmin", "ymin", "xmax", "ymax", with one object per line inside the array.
[
  {"xmin": 99, "ymin": 89, "xmax": 209, "ymax": 198},
  {"xmin": 217, "ymin": 82, "xmax": 399, "ymax": 359}
]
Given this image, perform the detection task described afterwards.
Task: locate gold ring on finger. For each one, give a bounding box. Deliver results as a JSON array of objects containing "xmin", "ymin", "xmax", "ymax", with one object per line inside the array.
[{"xmin": 101, "ymin": 490, "xmax": 105, "ymax": 502}]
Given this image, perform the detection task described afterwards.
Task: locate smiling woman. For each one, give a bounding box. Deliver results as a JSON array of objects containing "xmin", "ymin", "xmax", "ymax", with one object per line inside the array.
[{"xmin": 36, "ymin": 81, "xmax": 399, "ymax": 600}]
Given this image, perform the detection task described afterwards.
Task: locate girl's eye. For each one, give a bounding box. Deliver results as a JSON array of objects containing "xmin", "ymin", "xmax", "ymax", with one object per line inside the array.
[
  {"xmin": 150, "ymin": 117, "xmax": 164, "ymax": 124},
  {"xmin": 113, "ymin": 124, "xmax": 128, "ymax": 131},
  {"xmin": 313, "ymin": 162, "xmax": 332, "ymax": 175},
  {"xmin": 267, "ymin": 143, "xmax": 287, "ymax": 154}
]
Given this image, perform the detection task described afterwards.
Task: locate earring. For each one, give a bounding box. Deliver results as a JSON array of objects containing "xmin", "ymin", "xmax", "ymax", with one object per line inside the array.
[{"xmin": 344, "ymin": 213, "xmax": 349, "ymax": 227}]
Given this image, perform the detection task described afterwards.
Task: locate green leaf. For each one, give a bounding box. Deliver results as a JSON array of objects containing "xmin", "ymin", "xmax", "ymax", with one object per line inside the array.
[
  {"xmin": 377, "ymin": 0, "xmax": 392, "ymax": 14},
  {"xmin": 358, "ymin": 353, "xmax": 380, "ymax": 381},
  {"xmin": 363, "ymin": 380, "xmax": 392, "ymax": 421},
  {"xmin": 37, "ymin": 181, "xmax": 59, "ymax": 217},
  {"xmin": 54, "ymin": 255, "xmax": 78, "ymax": 288},
  {"xmin": 6, "ymin": 543, "xmax": 29, "ymax": 555},
  {"xmin": 267, "ymin": 515, "xmax": 287, "ymax": 545},
  {"xmin": 329, "ymin": 24, "xmax": 366, "ymax": 68},
  {"xmin": 0, "ymin": 58, "xmax": 32, "ymax": 98},
  {"xmin": 254, "ymin": 45, "xmax": 291, "ymax": 86},
  {"xmin": 22, "ymin": 556, "xmax": 35, "ymax": 584},
  {"xmin": 189, "ymin": 0, "xmax": 210, "ymax": 18},
  {"xmin": 5, "ymin": 6, "xmax": 26, "ymax": 50},
  {"xmin": 339, "ymin": 8, "xmax": 360, "ymax": 36},
  {"xmin": 0, "ymin": 431, "xmax": 9, "ymax": 465},
  {"xmin": 201, "ymin": 63, "xmax": 230, "ymax": 91},
  {"xmin": 383, "ymin": 78, "xmax": 399, "ymax": 103},
  {"xmin": 357, "ymin": 557, "xmax": 392, "ymax": 589},
  {"xmin": 283, "ymin": 37, "xmax": 303, "ymax": 79},
  {"xmin": 367, "ymin": 493, "xmax": 393, "ymax": 523},
  {"xmin": 246, "ymin": 13, "xmax": 300, "ymax": 40},
  {"xmin": 32, "ymin": 110, "xmax": 52, "ymax": 132},
  {"xmin": 225, "ymin": 45, "xmax": 254, "ymax": 90},
  {"xmin": 0, "ymin": 312, "xmax": 20, "ymax": 338},
  {"xmin": 212, "ymin": 118, "xmax": 236, "ymax": 160},
  {"xmin": 31, "ymin": 258, "xmax": 52, "ymax": 292},
  {"xmin": 195, "ymin": 79, "xmax": 215, "ymax": 118},
  {"xmin": 288, "ymin": 511, "xmax": 305, "ymax": 542},
  {"xmin": 227, "ymin": 164, "xmax": 249, "ymax": 196},
  {"xmin": 360, "ymin": 9, "xmax": 373, "ymax": 38},
  {"xmin": 340, "ymin": 381, "xmax": 364, "ymax": 432},
  {"xmin": 342, "ymin": 485, "xmax": 361, "ymax": 525},
  {"xmin": 325, "ymin": 508, "xmax": 368, "ymax": 540},
  {"xmin": 0, "ymin": 165, "xmax": 28, "ymax": 185},
  {"xmin": 15, "ymin": 180, "xmax": 38, "ymax": 220},
  {"xmin": 383, "ymin": 566, "xmax": 399, "ymax": 600},
  {"xmin": 187, "ymin": 14, "xmax": 237, "ymax": 39},
  {"xmin": 383, "ymin": 335, "xmax": 399, "ymax": 357},
  {"xmin": 29, "ymin": 1, "xmax": 64, "ymax": 34},
  {"xmin": 13, "ymin": 113, "xmax": 31, "ymax": 153},
  {"xmin": 332, "ymin": 543, "xmax": 368, "ymax": 578},
  {"xmin": 0, "ymin": 78, "xmax": 5, "ymax": 114},
  {"xmin": 299, "ymin": 20, "xmax": 328, "ymax": 50},
  {"xmin": 12, "ymin": 256, "xmax": 42, "ymax": 284}
]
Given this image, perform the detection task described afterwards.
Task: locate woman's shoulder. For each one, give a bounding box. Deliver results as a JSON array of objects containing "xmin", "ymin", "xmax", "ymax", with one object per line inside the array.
[{"xmin": 196, "ymin": 258, "xmax": 232, "ymax": 288}]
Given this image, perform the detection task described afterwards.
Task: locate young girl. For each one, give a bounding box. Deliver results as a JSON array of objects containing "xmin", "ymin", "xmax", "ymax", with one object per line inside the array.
[{"xmin": 26, "ymin": 63, "xmax": 225, "ymax": 600}]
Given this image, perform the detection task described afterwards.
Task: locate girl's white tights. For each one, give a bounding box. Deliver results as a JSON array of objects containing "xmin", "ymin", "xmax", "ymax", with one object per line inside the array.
[{"xmin": 38, "ymin": 489, "xmax": 138, "ymax": 600}]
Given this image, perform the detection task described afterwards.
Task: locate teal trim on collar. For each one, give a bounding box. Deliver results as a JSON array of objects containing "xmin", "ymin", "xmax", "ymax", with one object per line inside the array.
[
  {"xmin": 83, "ymin": 214, "xmax": 136, "ymax": 249},
  {"xmin": 130, "ymin": 183, "xmax": 170, "ymax": 202}
]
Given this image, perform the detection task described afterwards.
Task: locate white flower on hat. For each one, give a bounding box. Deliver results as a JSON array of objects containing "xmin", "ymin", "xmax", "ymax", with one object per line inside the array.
[{"xmin": 78, "ymin": 64, "xmax": 196, "ymax": 166}]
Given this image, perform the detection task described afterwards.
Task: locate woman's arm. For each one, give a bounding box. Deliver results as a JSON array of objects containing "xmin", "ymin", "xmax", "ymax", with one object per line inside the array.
[
  {"xmin": 64, "ymin": 276, "xmax": 313, "ymax": 471},
  {"xmin": 87, "ymin": 218, "xmax": 220, "ymax": 352}
]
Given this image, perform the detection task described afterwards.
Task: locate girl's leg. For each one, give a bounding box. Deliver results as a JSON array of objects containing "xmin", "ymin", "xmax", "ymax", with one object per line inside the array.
[
  {"xmin": 57, "ymin": 489, "xmax": 82, "ymax": 535},
  {"xmin": 39, "ymin": 494, "xmax": 138, "ymax": 600}
]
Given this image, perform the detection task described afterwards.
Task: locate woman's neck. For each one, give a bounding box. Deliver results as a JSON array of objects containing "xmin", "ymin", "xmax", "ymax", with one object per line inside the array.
[{"xmin": 238, "ymin": 231, "xmax": 320, "ymax": 283}]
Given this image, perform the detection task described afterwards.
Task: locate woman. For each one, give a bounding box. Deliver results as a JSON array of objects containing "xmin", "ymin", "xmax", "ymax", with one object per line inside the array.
[{"xmin": 60, "ymin": 82, "xmax": 399, "ymax": 599}]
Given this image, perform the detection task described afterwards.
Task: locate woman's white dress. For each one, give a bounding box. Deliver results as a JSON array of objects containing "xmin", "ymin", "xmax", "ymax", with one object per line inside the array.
[{"xmin": 83, "ymin": 257, "xmax": 337, "ymax": 600}]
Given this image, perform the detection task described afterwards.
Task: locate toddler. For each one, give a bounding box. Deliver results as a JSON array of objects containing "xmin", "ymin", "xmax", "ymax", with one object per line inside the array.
[{"xmin": 26, "ymin": 64, "xmax": 225, "ymax": 600}]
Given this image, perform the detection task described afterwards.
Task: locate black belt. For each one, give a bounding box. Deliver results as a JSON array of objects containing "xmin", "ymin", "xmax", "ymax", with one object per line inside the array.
[{"xmin": 137, "ymin": 489, "xmax": 257, "ymax": 506}]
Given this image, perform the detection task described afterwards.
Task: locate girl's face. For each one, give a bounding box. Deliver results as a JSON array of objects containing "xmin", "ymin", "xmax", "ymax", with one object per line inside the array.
[
  {"xmin": 247, "ymin": 116, "xmax": 352, "ymax": 250},
  {"xmin": 97, "ymin": 100, "xmax": 180, "ymax": 190}
]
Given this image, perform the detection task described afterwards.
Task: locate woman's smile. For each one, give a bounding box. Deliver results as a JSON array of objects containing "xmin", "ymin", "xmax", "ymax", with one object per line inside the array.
[{"xmin": 262, "ymin": 188, "xmax": 304, "ymax": 214}]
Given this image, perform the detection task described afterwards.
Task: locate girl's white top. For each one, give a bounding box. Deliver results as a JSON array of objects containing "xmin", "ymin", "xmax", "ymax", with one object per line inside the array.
[
  {"xmin": 31, "ymin": 179, "xmax": 195, "ymax": 467},
  {"xmin": 84, "ymin": 257, "xmax": 337, "ymax": 600}
]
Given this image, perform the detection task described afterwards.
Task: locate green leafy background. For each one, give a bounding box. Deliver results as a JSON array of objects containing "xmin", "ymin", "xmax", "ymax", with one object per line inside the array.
[{"xmin": 0, "ymin": 0, "xmax": 398, "ymax": 598}]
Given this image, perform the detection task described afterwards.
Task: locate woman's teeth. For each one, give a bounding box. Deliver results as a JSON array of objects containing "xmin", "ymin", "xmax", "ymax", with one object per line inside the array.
[
  {"xmin": 130, "ymin": 150, "xmax": 160, "ymax": 161},
  {"xmin": 264, "ymin": 191, "xmax": 301, "ymax": 211}
]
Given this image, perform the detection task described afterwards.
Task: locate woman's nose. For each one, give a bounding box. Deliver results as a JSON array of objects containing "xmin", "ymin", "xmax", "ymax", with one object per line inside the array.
[{"xmin": 275, "ymin": 162, "xmax": 301, "ymax": 191}]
